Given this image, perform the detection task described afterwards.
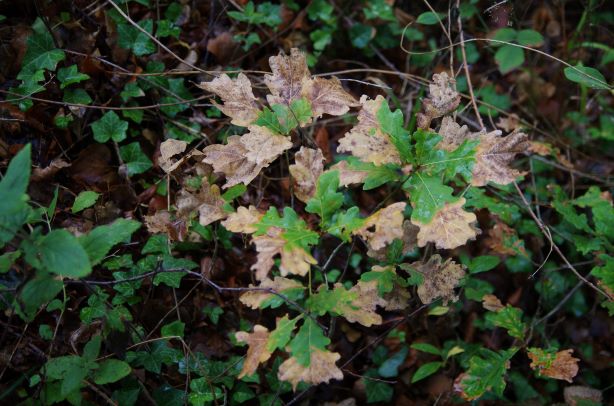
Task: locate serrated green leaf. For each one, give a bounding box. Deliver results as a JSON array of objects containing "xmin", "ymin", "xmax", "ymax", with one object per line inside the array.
[
  {"xmin": 57, "ymin": 65, "xmax": 90, "ymax": 89},
  {"xmin": 92, "ymin": 111, "xmax": 129, "ymax": 143},
  {"xmin": 306, "ymin": 285, "xmax": 356, "ymax": 316},
  {"xmin": 327, "ymin": 206, "xmax": 365, "ymax": 241},
  {"xmin": 71, "ymin": 191, "xmax": 100, "ymax": 213},
  {"xmin": 266, "ymin": 315, "xmax": 299, "ymax": 352},
  {"xmin": 306, "ymin": 170, "xmax": 343, "ymax": 225},
  {"xmin": 93, "ymin": 359, "xmax": 131, "ymax": 385},
  {"xmin": 485, "ymin": 306, "xmax": 526, "ymax": 339},
  {"xmin": 360, "ymin": 266, "xmax": 396, "ymax": 295},
  {"xmin": 255, "ymin": 98, "xmax": 312, "ymax": 134},
  {"xmin": 460, "ymin": 348, "xmax": 518, "ymax": 399},
  {"xmin": 405, "ymin": 173, "xmax": 457, "ymax": 223},
  {"xmin": 255, "ymin": 207, "xmax": 319, "ymax": 250}
]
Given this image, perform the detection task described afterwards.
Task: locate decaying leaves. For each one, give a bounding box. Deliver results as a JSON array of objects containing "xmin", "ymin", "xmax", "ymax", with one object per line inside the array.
[
  {"xmin": 564, "ymin": 386, "xmax": 603, "ymax": 406},
  {"xmin": 485, "ymin": 221, "xmax": 527, "ymax": 256},
  {"xmin": 412, "ymin": 198, "xmax": 480, "ymax": 250},
  {"xmin": 337, "ymin": 95, "xmax": 402, "ymax": 166},
  {"xmin": 174, "ymin": 180, "xmax": 226, "ymax": 227},
  {"xmin": 236, "ymin": 325, "xmax": 272, "ymax": 378},
  {"xmin": 411, "ymin": 254, "xmax": 466, "ymax": 304},
  {"xmin": 197, "ymin": 73, "xmax": 260, "ymax": 126},
  {"xmin": 329, "ymin": 160, "xmax": 368, "ymax": 187},
  {"xmin": 221, "ymin": 205, "xmax": 264, "ymax": 234},
  {"xmin": 301, "ymin": 76, "xmax": 359, "ymax": 118},
  {"xmin": 417, "ymin": 72, "xmax": 461, "ymax": 130},
  {"xmin": 240, "ymin": 277, "xmax": 304, "ymax": 309},
  {"xmin": 159, "ymin": 138, "xmax": 188, "ymax": 173},
  {"xmin": 528, "ymin": 349, "xmax": 580, "ymax": 383},
  {"xmin": 240, "ymin": 126, "xmax": 293, "ymax": 166},
  {"xmin": 353, "ymin": 202, "xmax": 406, "ymax": 251},
  {"xmin": 277, "ymin": 349, "xmax": 343, "ymax": 390},
  {"xmin": 289, "ymin": 147, "xmax": 324, "ymax": 203},
  {"xmin": 251, "ymin": 228, "xmax": 316, "ymax": 280}
]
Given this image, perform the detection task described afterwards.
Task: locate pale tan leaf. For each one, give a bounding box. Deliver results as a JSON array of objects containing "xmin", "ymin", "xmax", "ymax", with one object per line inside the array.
[
  {"xmin": 159, "ymin": 139, "xmax": 188, "ymax": 173},
  {"xmin": 251, "ymin": 228, "xmax": 316, "ymax": 280},
  {"xmin": 174, "ymin": 181, "xmax": 226, "ymax": 227},
  {"xmin": 528, "ymin": 349, "xmax": 579, "ymax": 383},
  {"xmin": 437, "ymin": 116, "xmax": 471, "ymax": 151},
  {"xmin": 280, "ymin": 245, "xmax": 317, "ymax": 278},
  {"xmin": 265, "ymin": 48, "xmax": 310, "ymax": 106},
  {"xmin": 338, "ymin": 281, "xmax": 385, "ymax": 327},
  {"xmin": 241, "ymin": 126, "xmax": 293, "ymax": 166},
  {"xmin": 413, "ymin": 198, "xmax": 480, "ymax": 250},
  {"xmin": 289, "ymin": 147, "xmax": 325, "ymax": 203},
  {"xmin": 277, "ymin": 349, "xmax": 343, "ymax": 390},
  {"xmin": 197, "ymin": 73, "xmax": 260, "ymax": 126},
  {"xmin": 417, "ymin": 72, "xmax": 461, "ymax": 129},
  {"xmin": 221, "ymin": 205, "xmax": 264, "ymax": 234},
  {"xmin": 353, "ymin": 202, "xmax": 406, "ymax": 251},
  {"xmin": 367, "ymin": 220, "xmax": 418, "ymax": 260},
  {"xmin": 482, "ymin": 294, "xmax": 504, "ymax": 311},
  {"xmin": 240, "ymin": 277, "xmax": 304, "ymax": 309},
  {"xmin": 235, "ymin": 325, "xmax": 272, "ymax": 378},
  {"xmin": 411, "ymin": 254, "xmax": 466, "ymax": 305},
  {"xmin": 301, "ymin": 76, "xmax": 358, "ymax": 118},
  {"xmin": 329, "ymin": 161, "xmax": 368, "ymax": 187},
  {"xmin": 471, "ymin": 130, "xmax": 529, "ymax": 186},
  {"xmin": 202, "ymin": 135, "xmax": 265, "ymax": 188},
  {"xmin": 337, "ymin": 95, "xmax": 401, "ymax": 165}
]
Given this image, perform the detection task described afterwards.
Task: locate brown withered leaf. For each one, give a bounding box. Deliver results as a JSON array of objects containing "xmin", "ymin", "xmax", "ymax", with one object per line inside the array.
[
  {"xmin": 240, "ymin": 277, "xmax": 304, "ymax": 309},
  {"xmin": 289, "ymin": 147, "xmax": 324, "ymax": 203},
  {"xmin": 337, "ymin": 95, "xmax": 402, "ymax": 165},
  {"xmin": 417, "ymin": 72, "xmax": 461, "ymax": 130},
  {"xmin": 301, "ymin": 76, "xmax": 358, "ymax": 118},
  {"xmin": 329, "ymin": 160, "xmax": 368, "ymax": 187},
  {"xmin": 438, "ymin": 116, "xmax": 471, "ymax": 151},
  {"xmin": 265, "ymin": 48, "xmax": 311, "ymax": 106},
  {"xmin": 159, "ymin": 138, "xmax": 188, "ymax": 173},
  {"xmin": 482, "ymin": 294, "xmax": 505, "ymax": 311},
  {"xmin": 175, "ymin": 181, "xmax": 226, "ymax": 227},
  {"xmin": 221, "ymin": 205, "xmax": 263, "ymax": 234},
  {"xmin": 411, "ymin": 254, "xmax": 466, "ymax": 305},
  {"xmin": 496, "ymin": 113, "xmax": 521, "ymax": 132},
  {"xmin": 277, "ymin": 349, "xmax": 343, "ymax": 390},
  {"xmin": 235, "ymin": 325, "xmax": 272, "ymax": 378},
  {"xmin": 338, "ymin": 281, "xmax": 386, "ymax": 327},
  {"xmin": 471, "ymin": 129, "xmax": 529, "ymax": 186},
  {"xmin": 251, "ymin": 228, "xmax": 316, "ymax": 280},
  {"xmin": 240, "ymin": 126, "xmax": 293, "ymax": 166},
  {"xmin": 202, "ymin": 135, "xmax": 264, "ymax": 188},
  {"xmin": 31, "ymin": 159, "xmax": 71, "ymax": 182},
  {"xmin": 144, "ymin": 210, "xmax": 187, "ymax": 241},
  {"xmin": 197, "ymin": 73, "xmax": 260, "ymax": 126},
  {"xmin": 528, "ymin": 349, "xmax": 579, "ymax": 383},
  {"xmin": 353, "ymin": 202, "xmax": 407, "ymax": 251},
  {"xmin": 412, "ymin": 199, "xmax": 480, "ymax": 250},
  {"xmin": 485, "ymin": 221, "xmax": 527, "ymax": 256}
]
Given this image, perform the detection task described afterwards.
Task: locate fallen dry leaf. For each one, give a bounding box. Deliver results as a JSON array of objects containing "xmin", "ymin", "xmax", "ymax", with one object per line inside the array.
[
  {"xmin": 277, "ymin": 349, "xmax": 343, "ymax": 390},
  {"xmin": 235, "ymin": 325, "xmax": 272, "ymax": 378},
  {"xmin": 159, "ymin": 138, "xmax": 188, "ymax": 173},
  {"xmin": 367, "ymin": 220, "xmax": 418, "ymax": 260},
  {"xmin": 438, "ymin": 116, "xmax": 472, "ymax": 151},
  {"xmin": 175, "ymin": 180, "xmax": 226, "ymax": 227},
  {"xmin": 337, "ymin": 95, "xmax": 402, "ymax": 165},
  {"xmin": 411, "ymin": 254, "xmax": 466, "ymax": 305},
  {"xmin": 485, "ymin": 221, "xmax": 527, "ymax": 256},
  {"xmin": 221, "ymin": 205, "xmax": 264, "ymax": 233},
  {"xmin": 265, "ymin": 48, "xmax": 310, "ymax": 106},
  {"xmin": 528, "ymin": 349, "xmax": 580, "ymax": 383},
  {"xmin": 329, "ymin": 160, "xmax": 368, "ymax": 187},
  {"xmin": 412, "ymin": 198, "xmax": 480, "ymax": 250},
  {"xmin": 240, "ymin": 126, "xmax": 293, "ymax": 166},
  {"xmin": 353, "ymin": 202, "xmax": 406, "ymax": 251},
  {"xmin": 240, "ymin": 276, "xmax": 304, "ymax": 309},
  {"xmin": 289, "ymin": 147, "xmax": 324, "ymax": 203},
  {"xmin": 197, "ymin": 73, "xmax": 260, "ymax": 126}
]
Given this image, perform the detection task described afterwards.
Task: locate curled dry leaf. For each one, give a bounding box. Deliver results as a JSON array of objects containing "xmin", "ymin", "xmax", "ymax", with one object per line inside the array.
[
  {"xmin": 265, "ymin": 48, "xmax": 311, "ymax": 106},
  {"xmin": 528, "ymin": 349, "xmax": 580, "ymax": 383},
  {"xmin": 353, "ymin": 202, "xmax": 406, "ymax": 251},
  {"xmin": 241, "ymin": 126, "xmax": 293, "ymax": 166},
  {"xmin": 289, "ymin": 147, "xmax": 324, "ymax": 203},
  {"xmin": 277, "ymin": 349, "xmax": 343, "ymax": 390},
  {"xmin": 485, "ymin": 221, "xmax": 527, "ymax": 256},
  {"xmin": 438, "ymin": 116, "xmax": 472, "ymax": 151},
  {"xmin": 412, "ymin": 198, "xmax": 480, "ymax": 250},
  {"xmin": 159, "ymin": 138, "xmax": 188, "ymax": 173},
  {"xmin": 221, "ymin": 205, "xmax": 263, "ymax": 233},
  {"xmin": 197, "ymin": 73, "xmax": 260, "ymax": 126},
  {"xmin": 235, "ymin": 325, "xmax": 272, "ymax": 378},
  {"xmin": 144, "ymin": 210, "xmax": 187, "ymax": 241},
  {"xmin": 471, "ymin": 129, "xmax": 529, "ymax": 186},
  {"xmin": 240, "ymin": 276, "xmax": 304, "ymax": 309},
  {"xmin": 251, "ymin": 228, "xmax": 316, "ymax": 280},
  {"xmin": 417, "ymin": 72, "xmax": 461, "ymax": 130},
  {"xmin": 411, "ymin": 254, "xmax": 466, "ymax": 305},
  {"xmin": 337, "ymin": 95, "xmax": 402, "ymax": 166},
  {"xmin": 482, "ymin": 294, "xmax": 505, "ymax": 311}
]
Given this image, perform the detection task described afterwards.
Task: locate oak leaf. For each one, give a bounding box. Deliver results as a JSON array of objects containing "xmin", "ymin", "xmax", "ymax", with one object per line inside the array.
[
  {"xmin": 174, "ymin": 181, "xmax": 226, "ymax": 227},
  {"xmin": 265, "ymin": 48, "xmax": 311, "ymax": 106},
  {"xmin": 528, "ymin": 349, "xmax": 579, "ymax": 383},
  {"xmin": 342, "ymin": 281, "xmax": 386, "ymax": 326},
  {"xmin": 337, "ymin": 95, "xmax": 402, "ymax": 166},
  {"xmin": 289, "ymin": 147, "xmax": 325, "ymax": 203},
  {"xmin": 144, "ymin": 210, "xmax": 187, "ymax": 241},
  {"xmin": 197, "ymin": 73, "xmax": 260, "ymax": 126},
  {"xmin": 367, "ymin": 220, "xmax": 418, "ymax": 260},
  {"xmin": 239, "ymin": 277, "xmax": 304, "ymax": 309},
  {"xmin": 251, "ymin": 228, "xmax": 316, "ymax": 280},
  {"xmin": 412, "ymin": 198, "xmax": 479, "ymax": 250},
  {"xmin": 330, "ymin": 160, "xmax": 368, "ymax": 187},
  {"xmin": 353, "ymin": 202, "xmax": 407, "ymax": 251},
  {"xmin": 159, "ymin": 138, "xmax": 188, "ymax": 173},
  {"xmin": 485, "ymin": 221, "xmax": 527, "ymax": 256},
  {"xmin": 438, "ymin": 116, "xmax": 471, "ymax": 151},
  {"xmin": 240, "ymin": 126, "xmax": 293, "ymax": 166},
  {"xmin": 278, "ymin": 349, "xmax": 343, "ymax": 390},
  {"xmin": 235, "ymin": 325, "xmax": 272, "ymax": 378},
  {"xmin": 301, "ymin": 76, "xmax": 358, "ymax": 118},
  {"xmin": 411, "ymin": 254, "xmax": 466, "ymax": 305},
  {"xmin": 221, "ymin": 205, "xmax": 264, "ymax": 234},
  {"xmin": 471, "ymin": 129, "xmax": 529, "ymax": 186}
]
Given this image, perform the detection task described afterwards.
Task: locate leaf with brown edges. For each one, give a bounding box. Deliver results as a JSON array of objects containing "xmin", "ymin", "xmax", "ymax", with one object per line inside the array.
[{"xmin": 197, "ymin": 73, "xmax": 260, "ymax": 126}]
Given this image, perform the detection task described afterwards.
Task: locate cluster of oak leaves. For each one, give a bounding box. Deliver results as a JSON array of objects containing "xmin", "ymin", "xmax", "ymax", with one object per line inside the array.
[{"xmin": 144, "ymin": 49, "xmax": 534, "ymax": 395}]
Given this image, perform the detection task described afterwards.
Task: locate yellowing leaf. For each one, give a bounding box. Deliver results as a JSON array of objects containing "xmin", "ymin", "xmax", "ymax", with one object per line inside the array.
[
  {"xmin": 240, "ymin": 126, "xmax": 293, "ymax": 166},
  {"xmin": 417, "ymin": 72, "xmax": 461, "ymax": 129},
  {"xmin": 301, "ymin": 76, "xmax": 358, "ymax": 118},
  {"xmin": 235, "ymin": 325, "xmax": 272, "ymax": 378},
  {"xmin": 265, "ymin": 48, "xmax": 311, "ymax": 106},
  {"xmin": 411, "ymin": 254, "xmax": 466, "ymax": 305},
  {"xmin": 353, "ymin": 202, "xmax": 406, "ymax": 251},
  {"xmin": 197, "ymin": 73, "xmax": 260, "ymax": 126},
  {"xmin": 528, "ymin": 349, "xmax": 579, "ymax": 383},
  {"xmin": 412, "ymin": 198, "xmax": 479, "ymax": 250},
  {"xmin": 337, "ymin": 95, "xmax": 402, "ymax": 165},
  {"xmin": 277, "ymin": 349, "xmax": 343, "ymax": 390},
  {"xmin": 289, "ymin": 147, "xmax": 324, "ymax": 203},
  {"xmin": 342, "ymin": 281, "xmax": 386, "ymax": 326},
  {"xmin": 251, "ymin": 228, "xmax": 316, "ymax": 280},
  {"xmin": 471, "ymin": 129, "xmax": 529, "ymax": 186},
  {"xmin": 221, "ymin": 205, "xmax": 263, "ymax": 233},
  {"xmin": 239, "ymin": 277, "xmax": 304, "ymax": 309},
  {"xmin": 159, "ymin": 138, "xmax": 188, "ymax": 173}
]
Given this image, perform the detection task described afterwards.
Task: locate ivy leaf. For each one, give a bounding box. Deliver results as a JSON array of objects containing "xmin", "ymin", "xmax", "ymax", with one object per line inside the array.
[
  {"xmin": 306, "ymin": 170, "xmax": 343, "ymax": 225},
  {"xmin": 71, "ymin": 191, "xmax": 100, "ymax": 213},
  {"xmin": 458, "ymin": 348, "xmax": 518, "ymax": 401},
  {"xmin": 119, "ymin": 142, "xmax": 153, "ymax": 176},
  {"xmin": 92, "ymin": 359, "xmax": 131, "ymax": 385},
  {"xmin": 117, "ymin": 20, "xmax": 156, "ymax": 56},
  {"xmin": 18, "ymin": 18, "xmax": 65, "ymax": 79},
  {"xmin": 405, "ymin": 172, "xmax": 457, "ymax": 223},
  {"xmin": 363, "ymin": 369, "xmax": 393, "ymax": 403},
  {"xmin": 57, "ymin": 65, "xmax": 90, "ymax": 89},
  {"xmin": 63, "ymin": 88, "xmax": 92, "ymax": 105},
  {"xmin": 92, "ymin": 111, "xmax": 129, "ymax": 143},
  {"xmin": 377, "ymin": 101, "xmax": 412, "ymax": 163},
  {"xmin": 120, "ymin": 82, "xmax": 145, "ymax": 102}
]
